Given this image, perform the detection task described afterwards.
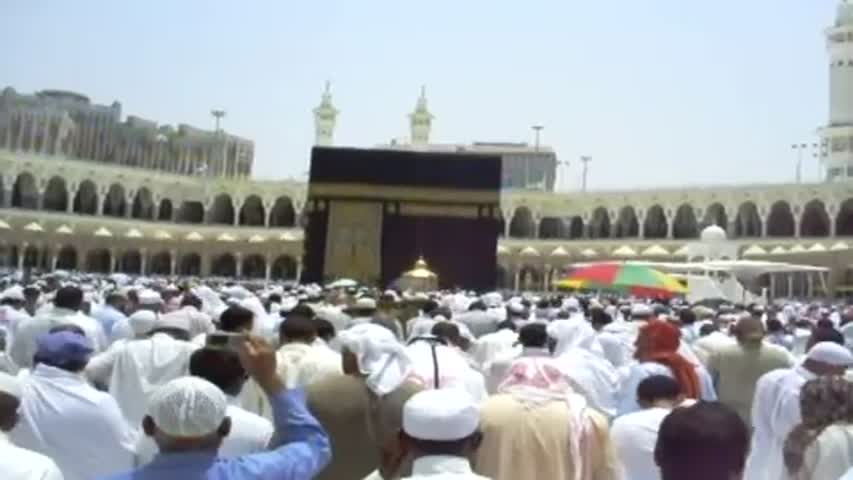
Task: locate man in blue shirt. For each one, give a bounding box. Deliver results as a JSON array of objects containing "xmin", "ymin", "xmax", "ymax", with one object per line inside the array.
[
  {"xmin": 92, "ymin": 292, "xmax": 129, "ymax": 337},
  {"xmin": 101, "ymin": 335, "xmax": 331, "ymax": 480}
]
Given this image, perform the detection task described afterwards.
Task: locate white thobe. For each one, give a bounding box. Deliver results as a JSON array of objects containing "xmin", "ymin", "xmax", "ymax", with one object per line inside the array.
[
  {"xmin": 0, "ymin": 432, "xmax": 64, "ymax": 480},
  {"xmin": 276, "ymin": 341, "xmax": 342, "ymax": 389},
  {"xmin": 158, "ymin": 306, "xmax": 215, "ymax": 339},
  {"xmin": 407, "ymin": 342, "xmax": 489, "ymax": 402},
  {"xmin": 617, "ymin": 361, "xmax": 716, "ymax": 416},
  {"xmin": 134, "ymin": 396, "xmax": 273, "ymax": 465},
  {"xmin": 795, "ymin": 424, "xmax": 853, "ymax": 480},
  {"xmin": 611, "ymin": 407, "xmax": 671, "ymax": 480},
  {"xmin": 744, "ymin": 364, "xmax": 815, "ymax": 480},
  {"xmin": 10, "ymin": 307, "xmax": 107, "ymax": 368},
  {"xmin": 472, "ymin": 328, "xmax": 518, "ymax": 370},
  {"xmin": 11, "ymin": 364, "xmax": 137, "ymax": 480},
  {"xmin": 85, "ymin": 333, "xmax": 199, "ymax": 426},
  {"xmin": 401, "ymin": 455, "xmax": 491, "ymax": 480},
  {"xmin": 693, "ymin": 331, "xmax": 736, "ymax": 365},
  {"xmin": 555, "ymin": 348, "xmax": 619, "ymax": 417}
]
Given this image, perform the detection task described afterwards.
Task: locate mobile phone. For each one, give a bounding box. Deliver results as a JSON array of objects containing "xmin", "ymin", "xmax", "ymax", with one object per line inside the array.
[{"xmin": 206, "ymin": 332, "xmax": 246, "ymax": 351}]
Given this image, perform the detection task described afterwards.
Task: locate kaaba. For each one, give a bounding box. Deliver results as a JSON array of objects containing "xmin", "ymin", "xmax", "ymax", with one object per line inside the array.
[{"xmin": 302, "ymin": 146, "xmax": 502, "ymax": 291}]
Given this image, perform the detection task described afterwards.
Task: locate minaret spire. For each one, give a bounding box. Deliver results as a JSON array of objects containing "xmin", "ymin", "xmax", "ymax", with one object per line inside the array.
[
  {"xmin": 409, "ymin": 85, "xmax": 434, "ymax": 147},
  {"xmin": 820, "ymin": 0, "xmax": 853, "ymax": 180},
  {"xmin": 313, "ymin": 81, "xmax": 339, "ymax": 146}
]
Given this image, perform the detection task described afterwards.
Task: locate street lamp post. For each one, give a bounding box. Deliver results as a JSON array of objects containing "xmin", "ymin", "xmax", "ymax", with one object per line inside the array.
[
  {"xmin": 211, "ymin": 109, "xmax": 226, "ymax": 133},
  {"xmin": 812, "ymin": 141, "xmax": 828, "ymax": 182},
  {"xmin": 580, "ymin": 156, "xmax": 592, "ymax": 192},
  {"xmin": 532, "ymin": 125, "xmax": 544, "ymax": 152}
]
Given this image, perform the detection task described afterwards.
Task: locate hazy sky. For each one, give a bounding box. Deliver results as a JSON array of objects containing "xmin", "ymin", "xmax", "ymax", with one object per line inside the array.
[{"xmin": 1, "ymin": 1, "xmax": 840, "ymax": 190}]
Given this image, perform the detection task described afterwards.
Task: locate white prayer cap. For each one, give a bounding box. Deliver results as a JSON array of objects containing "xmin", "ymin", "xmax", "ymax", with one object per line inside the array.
[
  {"xmin": 631, "ymin": 303, "xmax": 653, "ymax": 317},
  {"xmin": 507, "ymin": 302, "xmax": 525, "ymax": 315},
  {"xmin": 0, "ymin": 371, "xmax": 21, "ymax": 399},
  {"xmin": 156, "ymin": 311, "xmax": 190, "ymax": 332},
  {"xmin": 482, "ymin": 292, "xmax": 502, "ymax": 308},
  {"xmin": 564, "ymin": 297, "xmax": 580, "ymax": 310},
  {"xmin": 138, "ymin": 289, "xmax": 163, "ymax": 305},
  {"xmin": 352, "ymin": 298, "xmax": 377, "ymax": 310},
  {"xmin": 403, "ymin": 389, "xmax": 480, "ymax": 441},
  {"xmin": 148, "ymin": 377, "xmax": 227, "ymax": 437},
  {"xmin": 806, "ymin": 342, "xmax": 853, "ymax": 366},
  {"xmin": 0, "ymin": 285, "xmax": 25, "ymax": 302},
  {"xmin": 129, "ymin": 311, "xmax": 158, "ymax": 336}
]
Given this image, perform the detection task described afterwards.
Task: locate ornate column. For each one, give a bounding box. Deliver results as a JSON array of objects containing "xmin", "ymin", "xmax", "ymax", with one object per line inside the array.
[
  {"xmin": 0, "ymin": 175, "xmax": 7, "ymax": 208},
  {"xmin": 760, "ymin": 213, "xmax": 769, "ymax": 238},
  {"xmin": 543, "ymin": 264, "xmax": 551, "ymax": 291},
  {"xmin": 531, "ymin": 214, "xmax": 542, "ymax": 239},
  {"xmin": 265, "ymin": 255, "xmax": 273, "ymax": 282},
  {"xmin": 637, "ymin": 210, "xmax": 646, "ymax": 239},
  {"xmin": 125, "ymin": 190, "xmax": 136, "ymax": 218},
  {"xmin": 50, "ymin": 250, "xmax": 58, "ymax": 271},
  {"xmin": 109, "ymin": 250, "xmax": 117, "ymax": 273},
  {"xmin": 793, "ymin": 204, "xmax": 802, "ymax": 238},
  {"xmin": 17, "ymin": 245, "xmax": 25, "ymax": 271},
  {"xmin": 140, "ymin": 248, "xmax": 148, "ymax": 275},
  {"xmin": 96, "ymin": 187, "xmax": 108, "ymax": 215},
  {"xmin": 665, "ymin": 209, "xmax": 675, "ymax": 239},
  {"xmin": 829, "ymin": 203, "xmax": 839, "ymax": 237},
  {"xmin": 295, "ymin": 258, "xmax": 303, "ymax": 282},
  {"xmin": 263, "ymin": 200, "xmax": 275, "ymax": 227},
  {"xmin": 67, "ymin": 183, "xmax": 78, "ymax": 213},
  {"xmin": 513, "ymin": 267, "xmax": 520, "ymax": 291},
  {"xmin": 233, "ymin": 199, "xmax": 244, "ymax": 227},
  {"xmin": 502, "ymin": 208, "xmax": 513, "ymax": 237},
  {"xmin": 235, "ymin": 252, "xmax": 243, "ymax": 278},
  {"xmin": 169, "ymin": 250, "xmax": 178, "ymax": 276}
]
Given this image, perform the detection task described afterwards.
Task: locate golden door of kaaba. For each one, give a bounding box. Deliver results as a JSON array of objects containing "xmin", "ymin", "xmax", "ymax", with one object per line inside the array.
[{"xmin": 302, "ymin": 147, "xmax": 502, "ymax": 290}]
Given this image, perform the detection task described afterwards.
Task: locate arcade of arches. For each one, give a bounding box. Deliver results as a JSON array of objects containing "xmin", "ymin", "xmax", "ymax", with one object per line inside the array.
[
  {"xmin": 505, "ymin": 200, "xmax": 848, "ymax": 241},
  {"xmin": 1, "ymin": 173, "xmax": 300, "ymax": 228},
  {"xmin": 0, "ymin": 243, "xmax": 301, "ymax": 281}
]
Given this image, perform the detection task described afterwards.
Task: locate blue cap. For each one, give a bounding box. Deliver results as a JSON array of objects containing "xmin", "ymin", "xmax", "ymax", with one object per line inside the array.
[{"xmin": 35, "ymin": 331, "xmax": 93, "ymax": 366}]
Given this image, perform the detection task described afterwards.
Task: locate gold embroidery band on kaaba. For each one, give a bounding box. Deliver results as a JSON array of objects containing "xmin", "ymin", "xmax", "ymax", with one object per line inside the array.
[{"xmin": 308, "ymin": 182, "xmax": 500, "ymax": 205}]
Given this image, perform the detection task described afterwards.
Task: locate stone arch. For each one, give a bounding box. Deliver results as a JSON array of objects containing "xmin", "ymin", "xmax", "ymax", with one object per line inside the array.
[
  {"xmin": 211, "ymin": 253, "xmax": 237, "ymax": 277},
  {"xmin": 242, "ymin": 254, "xmax": 266, "ymax": 278},
  {"xmin": 56, "ymin": 245, "xmax": 78, "ymax": 270},
  {"xmin": 209, "ymin": 194, "xmax": 235, "ymax": 225},
  {"xmin": 157, "ymin": 198, "xmax": 174, "ymax": 221},
  {"xmin": 837, "ymin": 198, "xmax": 853, "ymax": 236},
  {"xmin": 73, "ymin": 180, "xmax": 98, "ymax": 215},
  {"xmin": 239, "ymin": 195, "xmax": 265, "ymax": 226},
  {"xmin": 86, "ymin": 249, "xmax": 112, "ymax": 273},
  {"xmin": 150, "ymin": 251, "xmax": 172, "ymax": 275},
  {"xmin": 800, "ymin": 199, "xmax": 830, "ymax": 237},
  {"xmin": 42, "ymin": 176, "xmax": 68, "ymax": 212},
  {"xmin": 766, "ymin": 200, "xmax": 795, "ymax": 237},
  {"xmin": 568, "ymin": 216, "xmax": 584, "ymax": 239},
  {"xmin": 270, "ymin": 196, "xmax": 295, "ymax": 227},
  {"xmin": 702, "ymin": 203, "xmax": 728, "ymax": 229},
  {"xmin": 176, "ymin": 201, "xmax": 204, "ymax": 224},
  {"xmin": 179, "ymin": 253, "xmax": 201, "ymax": 276},
  {"xmin": 538, "ymin": 217, "xmax": 562, "ymax": 239},
  {"xmin": 734, "ymin": 201, "xmax": 762, "ymax": 238},
  {"xmin": 589, "ymin": 207, "xmax": 611, "ymax": 239},
  {"xmin": 131, "ymin": 188, "xmax": 155, "ymax": 219},
  {"xmin": 509, "ymin": 207, "xmax": 535, "ymax": 238},
  {"xmin": 644, "ymin": 205, "xmax": 667, "ymax": 239},
  {"xmin": 271, "ymin": 255, "xmax": 297, "ymax": 279},
  {"xmin": 103, "ymin": 183, "xmax": 127, "ymax": 217},
  {"xmin": 613, "ymin": 206, "xmax": 639, "ymax": 238},
  {"xmin": 673, "ymin": 204, "xmax": 698, "ymax": 239},
  {"xmin": 11, "ymin": 172, "xmax": 38, "ymax": 209},
  {"xmin": 120, "ymin": 250, "xmax": 142, "ymax": 274}
]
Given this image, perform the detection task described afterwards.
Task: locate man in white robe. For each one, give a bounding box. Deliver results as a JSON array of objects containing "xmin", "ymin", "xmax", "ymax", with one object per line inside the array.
[
  {"xmin": 0, "ymin": 371, "xmax": 63, "ymax": 480},
  {"xmin": 10, "ymin": 286, "xmax": 107, "ymax": 369},
  {"xmin": 276, "ymin": 305, "xmax": 341, "ymax": 389},
  {"xmin": 743, "ymin": 341, "xmax": 853, "ymax": 480},
  {"xmin": 157, "ymin": 292, "xmax": 214, "ymax": 340},
  {"xmin": 611, "ymin": 375, "xmax": 682, "ymax": 480},
  {"xmin": 134, "ymin": 348, "xmax": 273, "ymax": 465},
  {"xmin": 406, "ymin": 334, "xmax": 488, "ymax": 402},
  {"xmin": 11, "ymin": 331, "xmax": 136, "ymax": 480},
  {"xmin": 472, "ymin": 320, "xmax": 519, "ymax": 371},
  {"xmin": 85, "ymin": 312, "xmax": 199, "ymax": 427},
  {"xmin": 548, "ymin": 319, "xmax": 619, "ymax": 417}
]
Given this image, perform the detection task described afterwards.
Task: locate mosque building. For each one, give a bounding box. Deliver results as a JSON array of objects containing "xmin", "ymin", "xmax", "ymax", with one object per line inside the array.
[{"xmin": 1, "ymin": 0, "xmax": 853, "ymax": 296}]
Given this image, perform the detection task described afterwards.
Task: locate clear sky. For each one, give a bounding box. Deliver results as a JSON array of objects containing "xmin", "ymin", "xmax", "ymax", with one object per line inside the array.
[{"xmin": 1, "ymin": 0, "xmax": 840, "ymax": 190}]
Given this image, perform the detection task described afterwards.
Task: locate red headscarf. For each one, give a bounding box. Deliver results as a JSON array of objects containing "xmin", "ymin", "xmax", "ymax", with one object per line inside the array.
[{"xmin": 639, "ymin": 320, "xmax": 701, "ymax": 399}]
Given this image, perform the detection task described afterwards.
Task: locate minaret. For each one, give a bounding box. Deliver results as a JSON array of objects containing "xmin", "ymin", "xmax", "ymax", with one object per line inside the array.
[
  {"xmin": 409, "ymin": 86, "xmax": 434, "ymax": 147},
  {"xmin": 313, "ymin": 81, "xmax": 338, "ymax": 146},
  {"xmin": 821, "ymin": 0, "xmax": 853, "ymax": 181}
]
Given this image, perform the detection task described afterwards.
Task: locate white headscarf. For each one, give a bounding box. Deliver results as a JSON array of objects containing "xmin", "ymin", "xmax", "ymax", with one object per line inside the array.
[
  {"xmin": 546, "ymin": 319, "xmax": 603, "ymax": 357},
  {"xmin": 338, "ymin": 323, "xmax": 412, "ymax": 396}
]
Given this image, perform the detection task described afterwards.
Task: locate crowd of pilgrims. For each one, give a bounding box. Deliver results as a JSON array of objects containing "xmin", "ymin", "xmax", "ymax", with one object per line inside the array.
[{"xmin": 1, "ymin": 273, "xmax": 853, "ymax": 479}]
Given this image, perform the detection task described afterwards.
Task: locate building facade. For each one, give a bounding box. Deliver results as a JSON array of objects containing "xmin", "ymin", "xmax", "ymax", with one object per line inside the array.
[{"xmin": 0, "ymin": 88, "xmax": 254, "ymax": 178}]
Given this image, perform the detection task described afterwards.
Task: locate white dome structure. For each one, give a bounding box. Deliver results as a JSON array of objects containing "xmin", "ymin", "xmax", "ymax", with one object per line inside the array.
[{"xmin": 700, "ymin": 224, "xmax": 727, "ymax": 243}]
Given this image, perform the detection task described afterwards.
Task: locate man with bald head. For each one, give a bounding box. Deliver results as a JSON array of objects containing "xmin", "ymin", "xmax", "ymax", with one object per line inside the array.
[{"xmin": 706, "ymin": 314, "xmax": 793, "ymax": 426}]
